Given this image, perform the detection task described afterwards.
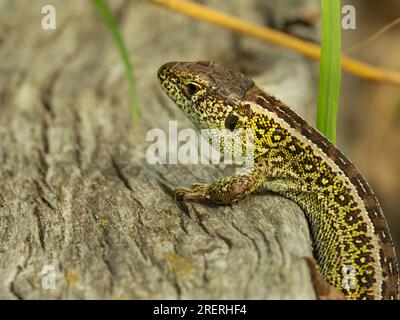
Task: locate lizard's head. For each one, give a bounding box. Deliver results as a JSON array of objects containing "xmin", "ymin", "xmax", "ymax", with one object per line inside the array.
[{"xmin": 157, "ymin": 61, "xmax": 255, "ymax": 131}]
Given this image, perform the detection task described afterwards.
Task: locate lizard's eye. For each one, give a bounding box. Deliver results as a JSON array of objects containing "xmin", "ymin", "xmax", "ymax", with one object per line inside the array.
[{"xmin": 185, "ymin": 82, "xmax": 201, "ymax": 96}]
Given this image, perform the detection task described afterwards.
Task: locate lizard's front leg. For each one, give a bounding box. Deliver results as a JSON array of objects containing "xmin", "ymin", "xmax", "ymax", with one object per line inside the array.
[{"xmin": 175, "ymin": 159, "xmax": 266, "ymax": 205}]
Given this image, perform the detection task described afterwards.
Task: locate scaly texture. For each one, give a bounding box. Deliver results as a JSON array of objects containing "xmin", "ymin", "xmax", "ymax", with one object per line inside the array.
[{"xmin": 158, "ymin": 61, "xmax": 399, "ymax": 300}]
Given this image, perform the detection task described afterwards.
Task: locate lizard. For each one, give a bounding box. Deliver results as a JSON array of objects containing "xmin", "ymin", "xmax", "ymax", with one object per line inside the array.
[{"xmin": 157, "ymin": 60, "xmax": 399, "ymax": 300}]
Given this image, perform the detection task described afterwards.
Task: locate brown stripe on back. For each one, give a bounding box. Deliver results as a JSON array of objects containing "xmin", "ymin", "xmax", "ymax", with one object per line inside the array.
[{"xmin": 247, "ymin": 87, "xmax": 399, "ymax": 299}]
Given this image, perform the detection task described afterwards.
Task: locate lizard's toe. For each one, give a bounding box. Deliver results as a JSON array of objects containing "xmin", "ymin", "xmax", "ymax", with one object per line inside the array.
[{"xmin": 174, "ymin": 184, "xmax": 209, "ymax": 202}]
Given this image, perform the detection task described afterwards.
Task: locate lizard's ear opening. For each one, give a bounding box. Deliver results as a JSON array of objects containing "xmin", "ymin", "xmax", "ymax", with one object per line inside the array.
[{"xmin": 225, "ymin": 114, "xmax": 239, "ymax": 131}]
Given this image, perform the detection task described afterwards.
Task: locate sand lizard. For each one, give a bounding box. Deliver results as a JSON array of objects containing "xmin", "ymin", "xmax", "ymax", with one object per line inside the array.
[{"xmin": 157, "ymin": 61, "xmax": 399, "ymax": 300}]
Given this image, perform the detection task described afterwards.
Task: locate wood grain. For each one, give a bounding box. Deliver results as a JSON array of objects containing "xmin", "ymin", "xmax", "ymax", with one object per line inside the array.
[{"xmin": 0, "ymin": 0, "xmax": 318, "ymax": 299}]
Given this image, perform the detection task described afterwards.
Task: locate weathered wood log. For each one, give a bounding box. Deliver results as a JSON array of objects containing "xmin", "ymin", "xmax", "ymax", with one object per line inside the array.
[{"xmin": 0, "ymin": 0, "xmax": 318, "ymax": 299}]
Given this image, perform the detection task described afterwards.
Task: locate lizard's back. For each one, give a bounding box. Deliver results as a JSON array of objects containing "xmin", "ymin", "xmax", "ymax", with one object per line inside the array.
[{"xmin": 245, "ymin": 87, "xmax": 399, "ymax": 299}]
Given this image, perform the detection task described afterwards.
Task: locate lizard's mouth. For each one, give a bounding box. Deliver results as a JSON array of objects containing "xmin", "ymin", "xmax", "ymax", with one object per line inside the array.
[{"xmin": 157, "ymin": 62, "xmax": 180, "ymax": 99}]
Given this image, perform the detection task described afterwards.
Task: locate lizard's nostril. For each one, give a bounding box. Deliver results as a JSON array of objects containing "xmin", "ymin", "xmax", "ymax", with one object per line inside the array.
[{"xmin": 158, "ymin": 62, "xmax": 177, "ymax": 80}]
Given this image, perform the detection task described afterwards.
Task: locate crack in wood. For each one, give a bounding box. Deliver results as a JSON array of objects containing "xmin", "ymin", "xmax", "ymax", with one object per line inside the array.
[{"xmin": 111, "ymin": 156, "xmax": 133, "ymax": 192}]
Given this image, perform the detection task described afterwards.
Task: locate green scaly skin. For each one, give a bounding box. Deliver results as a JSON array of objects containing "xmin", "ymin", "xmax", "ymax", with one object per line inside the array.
[{"xmin": 157, "ymin": 61, "xmax": 399, "ymax": 300}]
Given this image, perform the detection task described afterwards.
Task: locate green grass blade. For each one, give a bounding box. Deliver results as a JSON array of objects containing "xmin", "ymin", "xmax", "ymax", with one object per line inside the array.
[
  {"xmin": 92, "ymin": 0, "xmax": 138, "ymax": 121},
  {"xmin": 317, "ymin": 0, "xmax": 342, "ymax": 142}
]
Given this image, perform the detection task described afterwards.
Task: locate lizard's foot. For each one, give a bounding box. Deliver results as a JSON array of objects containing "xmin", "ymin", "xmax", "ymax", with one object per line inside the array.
[
  {"xmin": 175, "ymin": 183, "xmax": 210, "ymax": 202},
  {"xmin": 174, "ymin": 157, "xmax": 267, "ymax": 205}
]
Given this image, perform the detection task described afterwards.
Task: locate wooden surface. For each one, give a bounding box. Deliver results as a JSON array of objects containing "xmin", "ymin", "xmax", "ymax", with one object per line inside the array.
[{"xmin": 0, "ymin": 0, "xmax": 319, "ymax": 299}]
